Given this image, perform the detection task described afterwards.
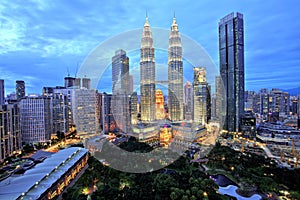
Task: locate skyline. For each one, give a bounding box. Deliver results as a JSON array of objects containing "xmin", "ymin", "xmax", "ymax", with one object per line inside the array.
[{"xmin": 0, "ymin": 0, "xmax": 300, "ymax": 95}]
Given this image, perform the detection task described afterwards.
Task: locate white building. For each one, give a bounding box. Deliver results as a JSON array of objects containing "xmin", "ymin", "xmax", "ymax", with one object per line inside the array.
[
  {"xmin": 20, "ymin": 95, "xmax": 52, "ymax": 144},
  {"xmin": 72, "ymin": 88, "xmax": 99, "ymax": 134}
]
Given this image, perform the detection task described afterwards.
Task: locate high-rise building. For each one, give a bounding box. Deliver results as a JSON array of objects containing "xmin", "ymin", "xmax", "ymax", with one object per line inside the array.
[
  {"xmin": 140, "ymin": 15, "xmax": 156, "ymax": 122},
  {"xmin": 102, "ymin": 93, "xmax": 117, "ymax": 134},
  {"xmin": 215, "ymin": 76, "xmax": 224, "ymax": 123},
  {"xmin": 16, "ymin": 80, "xmax": 25, "ymax": 101},
  {"xmin": 241, "ymin": 111, "xmax": 256, "ymax": 139},
  {"xmin": 269, "ymin": 88, "xmax": 290, "ymax": 115},
  {"xmin": 72, "ymin": 88, "xmax": 99, "ymax": 134},
  {"xmin": 112, "ymin": 49, "xmax": 129, "ymax": 94},
  {"xmin": 184, "ymin": 81, "xmax": 193, "ymax": 121},
  {"xmin": 43, "ymin": 86, "xmax": 73, "ymax": 133},
  {"xmin": 193, "ymin": 67, "xmax": 210, "ymax": 125},
  {"xmin": 155, "ymin": 89, "xmax": 165, "ymax": 120},
  {"xmin": 129, "ymin": 75, "xmax": 134, "ymax": 94},
  {"xmin": 20, "ymin": 95, "xmax": 52, "ymax": 144},
  {"xmin": 43, "ymin": 87, "xmax": 70, "ymax": 135},
  {"xmin": 0, "ymin": 80, "xmax": 4, "ymax": 105},
  {"xmin": 211, "ymin": 93, "xmax": 217, "ymax": 119},
  {"xmin": 0, "ymin": 103, "xmax": 22, "ymax": 162},
  {"xmin": 219, "ymin": 12, "xmax": 245, "ymax": 132},
  {"xmin": 112, "ymin": 49, "xmax": 130, "ymax": 133},
  {"xmin": 168, "ymin": 15, "xmax": 183, "ymax": 121},
  {"xmin": 82, "ymin": 78, "xmax": 91, "ymax": 90},
  {"xmin": 75, "ymin": 78, "xmax": 81, "ymax": 88},
  {"xmin": 64, "ymin": 76, "xmax": 76, "ymax": 88},
  {"xmin": 130, "ymin": 92, "xmax": 139, "ymax": 125}
]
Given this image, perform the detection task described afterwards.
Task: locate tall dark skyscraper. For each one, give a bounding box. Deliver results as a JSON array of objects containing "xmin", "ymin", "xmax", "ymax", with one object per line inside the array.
[
  {"xmin": 140, "ymin": 15, "xmax": 156, "ymax": 122},
  {"xmin": 16, "ymin": 80, "xmax": 25, "ymax": 101},
  {"xmin": 168, "ymin": 15, "xmax": 183, "ymax": 121},
  {"xmin": 0, "ymin": 80, "xmax": 4, "ymax": 105},
  {"xmin": 219, "ymin": 12, "xmax": 245, "ymax": 132}
]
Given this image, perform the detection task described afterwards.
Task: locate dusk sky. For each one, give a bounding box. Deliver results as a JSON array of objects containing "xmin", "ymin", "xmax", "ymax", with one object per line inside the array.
[{"xmin": 0, "ymin": 0, "xmax": 300, "ymax": 95}]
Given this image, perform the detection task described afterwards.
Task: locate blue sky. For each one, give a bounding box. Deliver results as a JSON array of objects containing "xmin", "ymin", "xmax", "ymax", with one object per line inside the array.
[{"xmin": 0, "ymin": 0, "xmax": 299, "ymax": 95}]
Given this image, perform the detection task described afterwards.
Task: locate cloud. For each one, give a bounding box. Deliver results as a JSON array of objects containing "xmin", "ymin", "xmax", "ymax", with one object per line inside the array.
[{"xmin": 0, "ymin": 0, "xmax": 300, "ymax": 94}]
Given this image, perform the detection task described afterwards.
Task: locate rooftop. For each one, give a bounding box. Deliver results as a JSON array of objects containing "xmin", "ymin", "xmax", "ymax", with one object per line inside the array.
[{"xmin": 0, "ymin": 147, "xmax": 88, "ymax": 200}]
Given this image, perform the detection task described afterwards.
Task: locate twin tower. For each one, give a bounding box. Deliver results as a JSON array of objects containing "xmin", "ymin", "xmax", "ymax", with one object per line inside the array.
[{"xmin": 140, "ymin": 15, "xmax": 183, "ymax": 122}]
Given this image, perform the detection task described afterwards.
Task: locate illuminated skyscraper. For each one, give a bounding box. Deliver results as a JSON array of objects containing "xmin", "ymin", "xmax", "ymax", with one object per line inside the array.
[
  {"xmin": 219, "ymin": 12, "xmax": 245, "ymax": 132},
  {"xmin": 155, "ymin": 89, "xmax": 165, "ymax": 120},
  {"xmin": 168, "ymin": 15, "xmax": 183, "ymax": 121},
  {"xmin": 193, "ymin": 67, "xmax": 210, "ymax": 125},
  {"xmin": 140, "ymin": 15, "xmax": 156, "ymax": 122},
  {"xmin": 16, "ymin": 80, "xmax": 25, "ymax": 101}
]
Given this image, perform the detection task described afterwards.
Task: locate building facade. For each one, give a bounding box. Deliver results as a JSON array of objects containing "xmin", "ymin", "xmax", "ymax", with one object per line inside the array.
[
  {"xmin": 140, "ymin": 16, "xmax": 156, "ymax": 122},
  {"xmin": 0, "ymin": 104, "xmax": 22, "ymax": 162},
  {"xmin": 112, "ymin": 50, "xmax": 131, "ymax": 133},
  {"xmin": 20, "ymin": 96, "xmax": 52, "ymax": 144},
  {"xmin": 168, "ymin": 16, "xmax": 183, "ymax": 121},
  {"xmin": 184, "ymin": 81, "xmax": 193, "ymax": 121},
  {"xmin": 193, "ymin": 67, "xmax": 210, "ymax": 125},
  {"xmin": 155, "ymin": 89, "xmax": 165, "ymax": 120},
  {"xmin": 219, "ymin": 12, "xmax": 245, "ymax": 132},
  {"xmin": 16, "ymin": 80, "xmax": 25, "ymax": 102},
  {"xmin": 72, "ymin": 88, "xmax": 98, "ymax": 134}
]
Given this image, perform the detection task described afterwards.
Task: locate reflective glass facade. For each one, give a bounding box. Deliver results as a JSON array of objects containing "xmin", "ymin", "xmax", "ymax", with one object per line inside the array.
[{"xmin": 219, "ymin": 12, "xmax": 245, "ymax": 132}]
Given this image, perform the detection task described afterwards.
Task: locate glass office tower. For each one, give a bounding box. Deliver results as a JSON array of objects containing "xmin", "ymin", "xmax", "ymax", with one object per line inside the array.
[{"xmin": 219, "ymin": 12, "xmax": 245, "ymax": 132}]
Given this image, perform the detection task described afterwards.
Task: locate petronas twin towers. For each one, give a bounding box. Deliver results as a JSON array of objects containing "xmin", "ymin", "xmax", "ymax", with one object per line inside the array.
[{"xmin": 140, "ymin": 15, "xmax": 183, "ymax": 122}]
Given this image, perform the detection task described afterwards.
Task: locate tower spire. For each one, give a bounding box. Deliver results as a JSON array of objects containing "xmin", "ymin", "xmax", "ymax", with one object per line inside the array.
[{"xmin": 144, "ymin": 9, "xmax": 149, "ymax": 26}]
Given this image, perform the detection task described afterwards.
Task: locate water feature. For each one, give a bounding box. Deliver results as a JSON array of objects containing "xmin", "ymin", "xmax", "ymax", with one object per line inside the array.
[{"xmin": 210, "ymin": 174, "xmax": 262, "ymax": 200}]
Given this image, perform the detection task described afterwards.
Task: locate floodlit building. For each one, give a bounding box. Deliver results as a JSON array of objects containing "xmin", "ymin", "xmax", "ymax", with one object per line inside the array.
[
  {"xmin": 168, "ymin": 15, "xmax": 183, "ymax": 121},
  {"xmin": 193, "ymin": 67, "xmax": 210, "ymax": 125},
  {"xmin": 140, "ymin": 15, "xmax": 156, "ymax": 122},
  {"xmin": 155, "ymin": 89, "xmax": 165, "ymax": 120}
]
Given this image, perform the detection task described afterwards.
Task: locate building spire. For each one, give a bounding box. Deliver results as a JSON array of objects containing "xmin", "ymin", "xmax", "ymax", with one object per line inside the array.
[
  {"xmin": 171, "ymin": 12, "xmax": 178, "ymax": 31},
  {"xmin": 144, "ymin": 9, "xmax": 149, "ymax": 26}
]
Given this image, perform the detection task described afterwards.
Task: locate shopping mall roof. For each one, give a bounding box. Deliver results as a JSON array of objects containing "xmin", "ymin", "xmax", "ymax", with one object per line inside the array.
[{"xmin": 0, "ymin": 147, "xmax": 88, "ymax": 200}]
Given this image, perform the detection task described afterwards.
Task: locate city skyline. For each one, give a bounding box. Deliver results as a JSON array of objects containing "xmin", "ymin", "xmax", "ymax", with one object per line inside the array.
[{"xmin": 0, "ymin": 1, "xmax": 300, "ymax": 95}]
